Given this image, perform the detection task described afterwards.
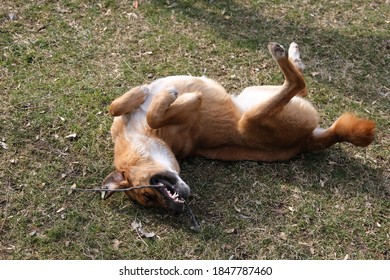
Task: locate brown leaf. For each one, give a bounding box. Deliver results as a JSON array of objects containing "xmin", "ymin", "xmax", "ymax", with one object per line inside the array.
[
  {"xmin": 224, "ymin": 228, "xmax": 237, "ymax": 234},
  {"xmin": 113, "ymin": 239, "xmax": 121, "ymax": 250}
]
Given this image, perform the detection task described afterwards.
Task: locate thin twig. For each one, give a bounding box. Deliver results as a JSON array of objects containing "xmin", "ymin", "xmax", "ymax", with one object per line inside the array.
[
  {"xmin": 184, "ymin": 201, "xmax": 201, "ymax": 232},
  {"xmin": 70, "ymin": 185, "xmax": 163, "ymax": 192},
  {"xmin": 70, "ymin": 185, "xmax": 201, "ymax": 231}
]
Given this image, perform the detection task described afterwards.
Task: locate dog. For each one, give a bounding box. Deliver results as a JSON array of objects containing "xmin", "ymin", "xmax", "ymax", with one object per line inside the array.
[{"xmin": 101, "ymin": 42, "xmax": 375, "ymax": 213}]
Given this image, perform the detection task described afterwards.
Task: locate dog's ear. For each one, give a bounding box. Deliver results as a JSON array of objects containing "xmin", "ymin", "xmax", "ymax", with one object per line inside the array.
[{"xmin": 101, "ymin": 171, "xmax": 131, "ymax": 199}]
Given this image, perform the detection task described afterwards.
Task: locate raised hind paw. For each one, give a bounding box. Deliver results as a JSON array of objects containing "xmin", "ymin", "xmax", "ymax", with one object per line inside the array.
[
  {"xmin": 268, "ymin": 42, "xmax": 287, "ymax": 61},
  {"xmin": 288, "ymin": 42, "xmax": 305, "ymax": 71}
]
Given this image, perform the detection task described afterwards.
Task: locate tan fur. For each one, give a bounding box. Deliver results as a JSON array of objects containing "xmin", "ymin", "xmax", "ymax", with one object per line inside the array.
[{"xmin": 103, "ymin": 42, "xmax": 375, "ymax": 211}]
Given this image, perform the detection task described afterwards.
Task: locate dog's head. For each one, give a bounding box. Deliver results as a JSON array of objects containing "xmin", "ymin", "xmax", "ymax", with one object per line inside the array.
[{"xmin": 102, "ymin": 128, "xmax": 190, "ymax": 213}]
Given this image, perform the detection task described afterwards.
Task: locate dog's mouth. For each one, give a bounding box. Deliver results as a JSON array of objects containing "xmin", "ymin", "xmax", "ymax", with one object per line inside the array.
[{"xmin": 150, "ymin": 173, "xmax": 189, "ymax": 212}]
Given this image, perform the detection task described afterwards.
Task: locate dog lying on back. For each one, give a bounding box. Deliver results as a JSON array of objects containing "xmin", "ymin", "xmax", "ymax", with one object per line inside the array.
[{"xmin": 101, "ymin": 42, "xmax": 375, "ymax": 213}]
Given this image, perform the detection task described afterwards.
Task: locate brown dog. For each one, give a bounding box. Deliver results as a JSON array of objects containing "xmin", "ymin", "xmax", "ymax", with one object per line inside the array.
[{"xmin": 102, "ymin": 42, "xmax": 375, "ymax": 212}]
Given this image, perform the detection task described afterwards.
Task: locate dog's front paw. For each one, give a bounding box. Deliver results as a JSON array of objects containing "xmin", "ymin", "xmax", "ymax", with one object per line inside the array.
[
  {"xmin": 180, "ymin": 91, "xmax": 202, "ymax": 102},
  {"xmin": 168, "ymin": 88, "xmax": 179, "ymax": 99}
]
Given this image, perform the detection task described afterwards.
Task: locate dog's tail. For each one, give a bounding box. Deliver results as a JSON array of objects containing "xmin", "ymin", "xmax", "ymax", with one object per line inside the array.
[{"xmin": 306, "ymin": 113, "xmax": 375, "ymax": 151}]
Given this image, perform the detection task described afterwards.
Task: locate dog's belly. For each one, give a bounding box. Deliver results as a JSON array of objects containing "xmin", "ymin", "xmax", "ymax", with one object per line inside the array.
[
  {"xmin": 232, "ymin": 86, "xmax": 318, "ymax": 129},
  {"xmin": 231, "ymin": 86, "xmax": 319, "ymax": 148},
  {"xmin": 232, "ymin": 86, "xmax": 279, "ymax": 113}
]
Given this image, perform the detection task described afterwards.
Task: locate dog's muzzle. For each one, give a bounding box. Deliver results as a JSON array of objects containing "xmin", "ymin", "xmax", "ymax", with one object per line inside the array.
[{"xmin": 150, "ymin": 171, "xmax": 190, "ymax": 212}]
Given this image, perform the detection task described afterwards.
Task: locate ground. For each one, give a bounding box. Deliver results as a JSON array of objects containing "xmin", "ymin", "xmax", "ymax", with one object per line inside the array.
[{"xmin": 0, "ymin": 0, "xmax": 389, "ymax": 259}]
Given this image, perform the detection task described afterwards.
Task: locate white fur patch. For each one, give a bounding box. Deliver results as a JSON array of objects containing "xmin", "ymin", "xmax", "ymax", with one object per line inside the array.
[
  {"xmin": 126, "ymin": 132, "xmax": 176, "ymax": 171},
  {"xmin": 232, "ymin": 86, "xmax": 279, "ymax": 113}
]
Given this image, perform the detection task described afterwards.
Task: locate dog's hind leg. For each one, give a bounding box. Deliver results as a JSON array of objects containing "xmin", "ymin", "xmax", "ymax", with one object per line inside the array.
[
  {"xmin": 109, "ymin": 86, "xmax": 148, "ymax": 116},
  {"xmin": 306, "ymin": 113, "xmax": 375, "ymax": 151},
  {"xmin": 146, "ymin": 89, "xmax": 202, "ymax": 129},
  {"xmin": 288, "ymin": 42, "xmax": 307, "ymax": 97},
  {"xmin": 238, "ymin": 42, "xmax": 306, "ymax": 126}
]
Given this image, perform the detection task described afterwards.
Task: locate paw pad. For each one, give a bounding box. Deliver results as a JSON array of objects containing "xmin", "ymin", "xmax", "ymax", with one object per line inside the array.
[{"xmin": 268, "ymin": 42, "xmax": 286, "ymax": 60}]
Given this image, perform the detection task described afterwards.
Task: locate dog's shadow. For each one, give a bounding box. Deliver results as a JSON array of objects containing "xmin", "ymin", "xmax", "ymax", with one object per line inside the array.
[
  {"xmin": 177, "ymin": 147, "xmax": 388, "ymax": 230},
  {"xmin": 114, "ymin": 147, "xmax": 387, "ymax": 233}
]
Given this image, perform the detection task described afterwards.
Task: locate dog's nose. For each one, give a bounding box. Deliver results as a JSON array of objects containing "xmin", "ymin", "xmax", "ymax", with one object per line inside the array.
[
  {"xmin": 151, "ymin": 173, "xmax": 176, "ymax": 187},
  {"xmin": 150, "ymin": 171, "xmax": 190, "ymax": 199},
  {"xmin": 175, "ymin": 180, "xmax": 190, "ymax": 200}
]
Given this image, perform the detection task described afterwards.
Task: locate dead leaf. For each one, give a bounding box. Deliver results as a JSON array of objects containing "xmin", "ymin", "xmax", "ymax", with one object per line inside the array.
[
  {"xmin": 238, "ymin": 214, "xmax": 251, "ymax": 220},
  {"xmin": 272, "ymin": 203, "xmax": 288, "ymax": 215},
  {"xmin": 131, "ymin": 220, "xmax": 141, "ymax": 230},
  {"xmin": 224, "ymin": 228, "xmax": 237, "ymax": 234},
  {"xmin": 233, "ymin": 204, "xmax": 241, "ymax": 213},
  {"xmin": 56, "ymin": 6, "xmax": 71, "ymax": 13},
  {"xmin": 68, "ymin": 183, "xmax": 76, "ymax": 195},
  {"xmin": 126, "ymin": 12, "xmax": 138, "ymax": 20},
  {"xmin": 0, "ymin": 141, "xmax": 8, "ymax": 150},
  {"xmin": 65, "ymin": 133, "xmax": 77, "ymax": 140},
  {"xmin": 138, "ymin": 228, "xmax": 155, "ymax": 239},
  {"xmin": 113, "ymin": 239, "xmax": 121, "ymax": 250},
  {"xmin": 8, "ymin": 13, "xmax": 16, "ymax": 21},
  {"xmin": 311, "ymin": 72, "xmax": 320, "ymax": 77},
  {"xmin": 131, "ymin": 220, "xmax": 155, "ymax": 239},
  {"xmin": 133, "ymin": 1, "xmax": 139, "ymax": 9},
  {"xmin": 279, "ymin": 232, "xmax": 287, "ymax": 240},
  {"xmin": 221, "ymin": 244, "xmax": 232, "ymax": 250},
  {"xmin": 56, "ymin": 207, "xmax": 66, "ymax": 213}
]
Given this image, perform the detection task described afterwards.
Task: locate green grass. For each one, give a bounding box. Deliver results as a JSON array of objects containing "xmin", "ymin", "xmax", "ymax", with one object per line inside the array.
[{"xmin": 1, "ymin": 0, "xmax": 389, "ymax": 260}]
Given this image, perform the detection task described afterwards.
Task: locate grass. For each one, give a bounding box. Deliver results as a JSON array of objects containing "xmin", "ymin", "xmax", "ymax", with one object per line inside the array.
[{"xmin": 0, "ymin": 0, "xmax": 389, "ymax": 260}]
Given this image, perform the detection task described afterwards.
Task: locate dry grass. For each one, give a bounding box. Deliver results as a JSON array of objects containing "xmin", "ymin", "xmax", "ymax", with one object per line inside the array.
[{"xmin": 0, "ymin": 0, "xmax": 389, "ymax": 260}]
